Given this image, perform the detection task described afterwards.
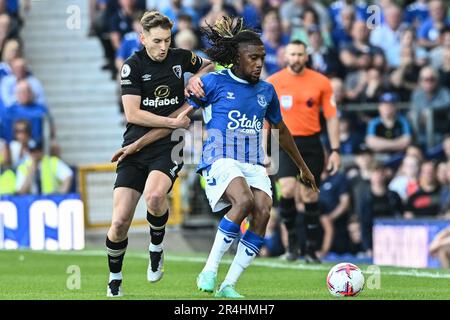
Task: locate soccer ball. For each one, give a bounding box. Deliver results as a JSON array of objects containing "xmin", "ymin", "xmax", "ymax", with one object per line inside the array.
[{"xmin": 326, "ymin": 263, "xmax": 365, "ymax": 297}]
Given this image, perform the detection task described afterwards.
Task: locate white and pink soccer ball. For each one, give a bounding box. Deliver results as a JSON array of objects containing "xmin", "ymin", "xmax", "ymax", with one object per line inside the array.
[{"xmin": 327, "ymin": 263, "xmax": 365, "ymax": 297}]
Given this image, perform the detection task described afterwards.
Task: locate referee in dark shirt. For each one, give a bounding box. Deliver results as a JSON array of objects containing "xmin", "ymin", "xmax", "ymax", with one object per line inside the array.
[{"xmin": 105, "ymin": 11, "xmax": 214, "ymax": 297}]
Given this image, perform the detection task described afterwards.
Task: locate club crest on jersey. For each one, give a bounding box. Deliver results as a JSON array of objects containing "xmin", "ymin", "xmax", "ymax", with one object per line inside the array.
[
  {"xmin": 173, "ymin": 65, "xmax": 182, "ymax": 79},
  {"xmin": 121, "ymin": 64, "xmax": 131, "ymax": 78},
  {"xmin": 257, "ymin": 94, "xmax": 268, "ymax": 108}
]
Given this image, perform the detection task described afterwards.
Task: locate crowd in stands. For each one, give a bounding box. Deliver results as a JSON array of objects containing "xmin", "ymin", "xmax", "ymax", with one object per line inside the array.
[{"xmin": 0, "ymin": 0, "xmax": 73, "ymax": 196}]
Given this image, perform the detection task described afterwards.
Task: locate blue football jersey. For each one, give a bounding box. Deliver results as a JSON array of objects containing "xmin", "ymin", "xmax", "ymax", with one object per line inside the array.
[{"xmin": 188, "ymin": 69, "xmax": 282, "ymax": 172}]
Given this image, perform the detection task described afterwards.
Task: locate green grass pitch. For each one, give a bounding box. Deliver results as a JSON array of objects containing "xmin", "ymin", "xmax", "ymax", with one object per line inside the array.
[{"xmin": 1, "ymin": 249, "xmax": 450, "ymax": 300}]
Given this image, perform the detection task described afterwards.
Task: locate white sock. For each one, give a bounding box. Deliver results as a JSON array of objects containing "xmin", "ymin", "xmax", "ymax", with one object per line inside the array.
[
  {"xmin": 109, "ymin": 272, "xmax": 122, "ymax": 282},
  {"xmin": 202, "ymin": 228, "xmax": 237, "ymax": 274},
  {"xmin": 222, "ymin": 240, "xmax": 258, "ymax": 288},
  {"xmin": 149, "ymin": 243, "xmax": 163, "ymax": 252}
]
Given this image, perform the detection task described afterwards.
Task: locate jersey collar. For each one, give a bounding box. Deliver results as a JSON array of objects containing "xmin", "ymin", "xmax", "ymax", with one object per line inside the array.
[{"xmin": 228, "ymin": 69, "xmax": 249, "ymax": 84}]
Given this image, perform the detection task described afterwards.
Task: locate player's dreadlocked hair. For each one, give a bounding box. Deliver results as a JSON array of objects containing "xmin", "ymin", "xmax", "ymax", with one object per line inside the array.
[{"xmin": 201, "ymin": 16, "xmax": 263, "ymax": 67}]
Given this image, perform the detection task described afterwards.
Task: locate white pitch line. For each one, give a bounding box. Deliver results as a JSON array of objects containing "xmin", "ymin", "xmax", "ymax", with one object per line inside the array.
[{"xmin": 32, "ymin": 250, "xmax": 450, "ymax": 279}]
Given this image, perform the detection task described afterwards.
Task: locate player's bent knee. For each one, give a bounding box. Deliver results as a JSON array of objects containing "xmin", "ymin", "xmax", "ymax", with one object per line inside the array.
[
  {"xmin": 233, "ymin": 194, "xmax": 255, "ymax": 215},
  {"xmin": 145, "ymin": 191, "xmax": 166, "ymax": 212}
]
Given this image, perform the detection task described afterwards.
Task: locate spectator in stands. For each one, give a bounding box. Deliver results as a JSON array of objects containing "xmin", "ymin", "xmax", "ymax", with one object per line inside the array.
[
  {"xmin": 411, "ymin": 66, "xmax": 450, "ymax": 139},
  {"xmin": 388, "ymin": 155, "xmax": 421, "ymax": 203},
  {"xmin": 347, "ymin": 215, "xmax": 364, "ymax": 256},
  {"xmin": 2, "ymin": 80, "xmax": 55, "ymax": 143},
  {"xmin": 172, "ymin": 14, "xmax": 202, "ymax": 50},
  {"xmin": 406, "ymin": 144, "xmax": 426, "ymax": 162},
  {"xmin": 0, "ymin": 13, "xmax": 11, "ymax": 52},
  {"xmin": 109, "ymin": 0, "xmax": 139, "ymax": 53},
  {"xmin": 429, "ymin": 26, "xmax": 450, "ymax": 70},
  {"xmin": 329, "ymin": 0, "xmax": 368, "ymax": 29},
  {"xmin": 162, "ymin": 0, "xmax": 199, "ymax": 31},
  {"xmin": 417, "ymin": 0, "xmax": 450, "ymax": 49},
  {"xmin": 237, "ymin": 0, "xmax": 270, "ymax": 30},
  {"xmin": 338, "ymin": 115, "xmax": 363, "ymax": 155},
  {"xmin": 291, "ymin": 7, "xmax": 333, "ymax": 48},
  {"xmin": 199, "ymin": 0, "xmax": 238, "ymax": 29},
  {"xmin": 340, "ymin": 20, "xmax": 385, "ymax": 72},
  {"xmin": 0, "ymin": 137, "xmax": 10, "ymax": 167},
  {"xmin": 443, "ymin": 135, "xmax": 450, "ymax": 161},
  {"xmin": 439, "ymin": 159, "xmax": 450, "ymax": 216},
  {"xmin": 405, "ymin": 160, "xmax": 441, "ymax": 218},
  {"xmin": 404, "ymin": 0, "xmax": 430, "ymax": 29},
  {"xmin": 115, "ymin": 12, "xmax": 142, "ymax": 73},
  {"xmin": 429, "ymin": 226, "xmax": 450, "ymax": 268},
  {"xmin": 331, "ymin": 5, "xmax": 355, "ymax": 50},
  {"xmin": 365, "ymin": 92, "xmax": 413, "ymax": 154},
  {"xmin": 0, "ymin": 57, "xmax": 46, "ymax": 108},
  {"xmin": 347, "ymin": 145, "xmax": 374, "ymax": 230},
  {"xmin": 16, "ymin": 139, "xmax": 73, "ymax": 195},
  {"xmin": 279, "ymin": 0, "xmax": 330, "ymax": 34},
  {"xmin": 437, "ymin": 160, "xmax": 447, "ymax": 186},
  {"xmin": 0, "ymin": 38, "xmax": 21, "ymax": 82},
  {"xmin": 261, "ymin": 9, "xmax": 289, "ymax": 77},
  {"xmin": 357, "ymin": 162, "xmax": 403, "ymax": 255},
  {"xmin": 306, "ymin": 24, "xmax": 341, "ymax": 78},
  {"xmin": 390, "ymin": 31, "xmax": 424, "ymax": 101},
  {"xmin": 317, "ymin": 162, "xmax": 351, "ymax": 258},
  {"xmin": 438, "ymin": 46, "xmax": 450, "ymax": 89},
  {"xmin": 9, "ymin": 119, "xmax": 31, "ymax": 169},
  {"xmin": 0, "ymin": 137, "xmax": 15, "ymax": 196},
  {"xmin": 370, "ymin": 4, "xmax": 407, "ymax": 69}
]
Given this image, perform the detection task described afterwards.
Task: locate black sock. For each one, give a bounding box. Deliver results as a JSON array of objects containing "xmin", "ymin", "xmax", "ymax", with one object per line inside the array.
[
  {"xmin": 147, "ymin": 210, "xmax": 169, "ymax": 246},
  {"xmin": 304, "ymin": 202, "xmax": 321, "ymax": 252},
  {"xmin": 106, "ymin": 237, "xmax": 128, "ymax": 274},
  {"xmin": 279, "ymin": 197, "xmax": 298, "ymax": 253}
]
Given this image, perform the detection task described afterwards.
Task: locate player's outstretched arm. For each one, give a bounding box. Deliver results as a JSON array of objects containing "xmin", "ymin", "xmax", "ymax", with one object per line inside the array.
[
  {"xmin": 122, "ymin": 94, "xmax": 191, "ymax": 129},
  {"xmin": 271, "ymin": 120, "xmax": 319, "ymax": 192},
  {"xmin": 111, "ymin": 104, "xmax": 194, "ymax": 162}
]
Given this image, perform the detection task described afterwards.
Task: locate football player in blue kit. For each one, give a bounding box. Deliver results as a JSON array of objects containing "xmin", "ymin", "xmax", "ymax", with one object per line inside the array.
[{"xmin": 111, "ymin": 16, "xmax": 318, "ymax": 298}]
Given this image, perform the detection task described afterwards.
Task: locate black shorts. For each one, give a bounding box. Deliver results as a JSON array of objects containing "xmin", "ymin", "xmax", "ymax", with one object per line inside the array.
[
  {"xmin": 277, "ymin": 134, "xmax": 325, "ymax": 185},
  {"xmin": 114, "ymin": 148, "xmax": 183, "ymax": 194}
]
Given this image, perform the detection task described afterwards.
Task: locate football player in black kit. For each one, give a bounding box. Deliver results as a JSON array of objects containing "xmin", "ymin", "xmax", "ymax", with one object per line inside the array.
[{"xmin": 106, "ymin": 11, "xmax": 214, "ymax": 297}]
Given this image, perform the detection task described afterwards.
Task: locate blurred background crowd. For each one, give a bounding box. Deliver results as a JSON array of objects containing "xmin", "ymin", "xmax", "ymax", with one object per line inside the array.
[{"xmin": 1, "ymin": 0, "xmax": 450, "ymax": 262}]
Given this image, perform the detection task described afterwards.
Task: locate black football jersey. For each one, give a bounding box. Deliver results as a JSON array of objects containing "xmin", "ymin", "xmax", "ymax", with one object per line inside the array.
[{"xmin": 120, "ymin": 47, "xmax": 203, "ymax": 150}]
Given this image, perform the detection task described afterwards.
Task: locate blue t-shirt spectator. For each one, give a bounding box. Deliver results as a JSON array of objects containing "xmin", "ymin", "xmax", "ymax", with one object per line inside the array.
[
  {"xmin": 319, "ymin": 172, "xmax": 350, "ymax": 214},
  {"xmin": 366, "ymin": 115, "xmax": 412, "ymax": 140},
  {"xmin": 242, "ymin": 4, "xmax": 262, "ymax": 30},
  {"xmin": 162, "ymin": 6, "xmax": 199, "ymax": 31},
  {"xmin": 332, "ymin": 26, "xmax": 353, "ymax": 50},
  {"xmin": 0, "ymin": 74, "xmax": 46, "ymax": 108},
  {"xmin": 404, "ymin": 1, "xmax": 429, "ymax": 27},
  {"xmin": 6, "ymin": 0, "xmax": 19, "ymax": 15},
  {"xmin": 262, "ymin": 34, "xmax": 289, "ymax": 76},
  {"xmin": 417, "ymin": 17, "xmax": 450, "ymax": 43},
  {"xmin": 1, "ymin": 103, "xmax": 50, "ymax": 143},
  {"xmin": 116, "ymin": 32, "xmax": 142, "ymax": 61},
  {"xmin": 329, "ymin": 0, "xmax": 368, "ymax": 28}
]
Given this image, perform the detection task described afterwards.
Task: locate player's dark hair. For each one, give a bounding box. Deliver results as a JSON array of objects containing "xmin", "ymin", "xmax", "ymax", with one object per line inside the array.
[
  {"xmin": 141, "ymin": 11, "xmax": 173, "ymax": 32},
  {"xmin": 201, "ymin": 16, "xmax": 263, "ymax": 67}
]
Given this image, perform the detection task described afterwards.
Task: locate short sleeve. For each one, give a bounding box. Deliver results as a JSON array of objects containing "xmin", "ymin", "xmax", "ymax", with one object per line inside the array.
[
  {"xmin": 179, "ymin": 49, "xmax": 203, "ymax": 74},
  {"xmin": 56, "ymin": 159, "xmax": 74, "ymax": 181},
  {"xmin": 399, "ymin": 116, "xmax": 412, "ymax": 136},
  {"xmin": 336, "ymin": 174, "xmax": 349, "ymax": 196},
  {"xmin": 265, "ymin": 85, "xmax": 282, "ymax": 125},
  {"xmin": 120, "ymin": 58, "xmax": 141, "ymax": 96},
  {"xmin": 187, "ymin": 73, "xmax": 215, "ymax": 109},
  {"xmin": 366, "ymin": 119, "xmax": 377, "ymax": 136},
  {"xmin": 321, "ymin": 77, "xmax": 338, "ymax": 119}
]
